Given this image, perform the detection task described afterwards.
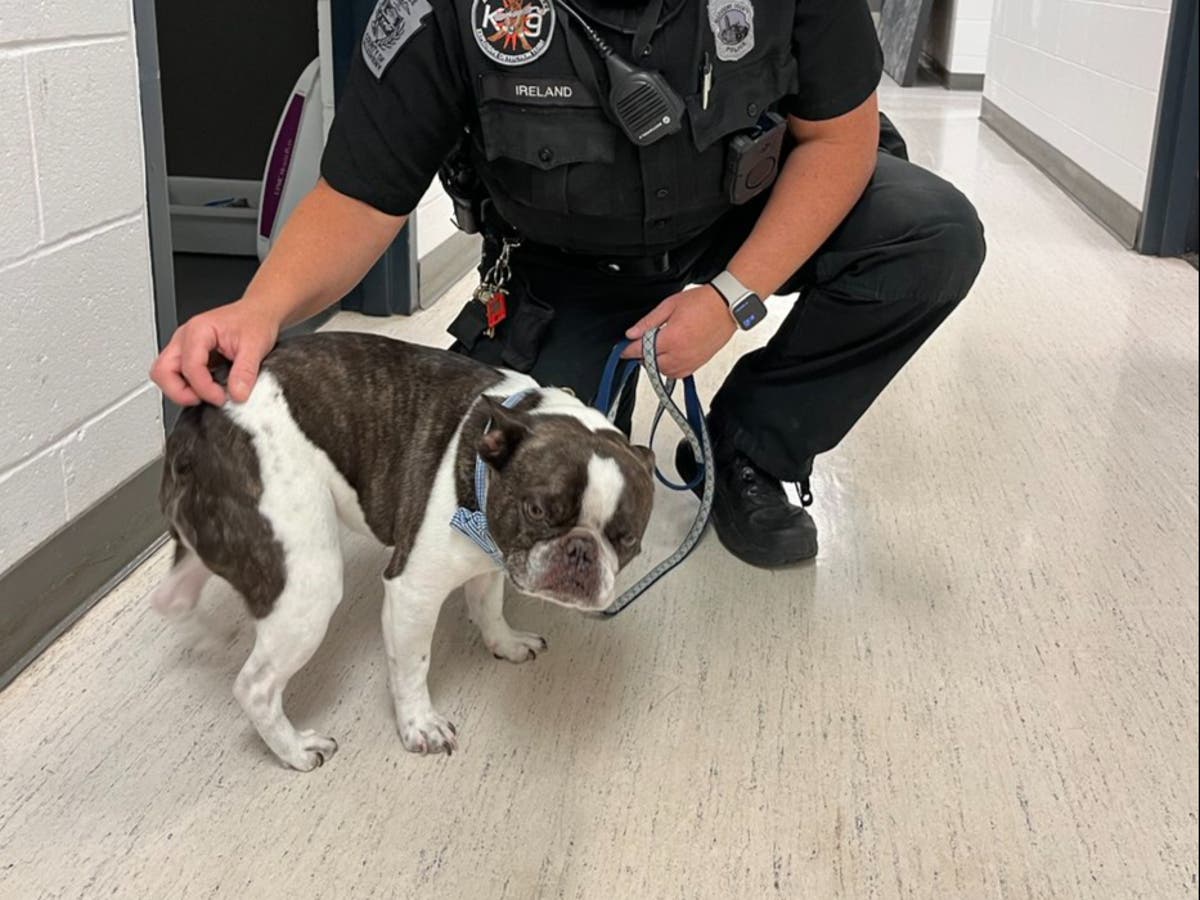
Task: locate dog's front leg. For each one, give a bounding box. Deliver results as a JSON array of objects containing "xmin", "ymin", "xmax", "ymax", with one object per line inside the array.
[
  {"xmin": 381, "ymin": 559, "xmax": 471, "ymax": 756},
  {"xmin": 465, "ymin": 572, "xmax": 547, "ymax": 663}
]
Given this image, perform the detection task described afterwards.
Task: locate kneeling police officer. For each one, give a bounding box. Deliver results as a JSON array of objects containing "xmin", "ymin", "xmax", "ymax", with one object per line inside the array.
[{"xmin": 151, "ymin": 0, "xmax": 986, "ymax": 569}]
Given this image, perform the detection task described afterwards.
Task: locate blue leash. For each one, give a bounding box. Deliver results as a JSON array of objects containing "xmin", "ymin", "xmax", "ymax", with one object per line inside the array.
[{"xmin": 593, "ymin": 328, "xmax": 715, "ymax": 617}]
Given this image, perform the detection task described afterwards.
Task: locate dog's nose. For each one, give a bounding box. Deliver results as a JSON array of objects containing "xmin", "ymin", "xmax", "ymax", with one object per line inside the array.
[{"xmin": 565, "ymin": 534, "xmax": 596, "ymax": 568}]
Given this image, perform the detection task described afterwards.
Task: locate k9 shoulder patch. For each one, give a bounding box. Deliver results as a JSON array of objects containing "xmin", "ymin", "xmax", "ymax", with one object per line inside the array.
[
  {"xmin": 471, "ymin": 0, "xmax": 555, "ymax": 67},
  {"xmin": 362, "ymin": 0, "xmax": 434, "ymax": 79}
]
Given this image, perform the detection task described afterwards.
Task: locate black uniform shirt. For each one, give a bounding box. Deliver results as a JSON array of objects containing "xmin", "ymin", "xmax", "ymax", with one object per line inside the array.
[{"xmin": 322, "ymin": 0, "xmax": 881, "ymax": 255}]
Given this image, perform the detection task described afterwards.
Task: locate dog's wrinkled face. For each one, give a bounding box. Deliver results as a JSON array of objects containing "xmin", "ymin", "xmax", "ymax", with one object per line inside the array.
[{"xmin": 479, "ymin": 398, "xmax": 655, "ymax": 610}]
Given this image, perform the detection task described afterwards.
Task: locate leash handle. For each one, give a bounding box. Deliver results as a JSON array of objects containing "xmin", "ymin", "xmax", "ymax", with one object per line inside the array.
[
  {"xmin": 595, "ymin": 336, "xmax": 704, "ymax": 492},
  {"xmin": 594, "ymin": 328, "xmax": 715, "ymax": 617}
]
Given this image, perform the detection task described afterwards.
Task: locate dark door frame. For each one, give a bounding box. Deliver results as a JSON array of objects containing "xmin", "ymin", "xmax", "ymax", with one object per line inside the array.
[
  {"xmin": 1139, "ymin": 0, "xmax": 1198, "ymax": 257},
  {"xmin": 131, "ymin": 0, "xmax": 181, "ymax": 428}
]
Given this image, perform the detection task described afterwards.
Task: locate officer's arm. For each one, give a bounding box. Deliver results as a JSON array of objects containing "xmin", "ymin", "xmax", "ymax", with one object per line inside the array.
[
  {"xmin": 149, "ymin": 178, "xmax": 409, "ymax": 406},
  {"xmin": 241, "ymin": 178, "xmax": 408, "ymax": 329},
  {"xmin": 724, "ymin": 92, "xmax": 880, "ymax": 300}
]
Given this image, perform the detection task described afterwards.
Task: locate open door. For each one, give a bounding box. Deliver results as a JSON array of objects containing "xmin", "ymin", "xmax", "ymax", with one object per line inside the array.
[
  {"xmin": 133, "ymin": 0, "xmax": 427, "ymax": 380},
  {"xmin": 1139, "ymin": 0, "xmax": 1198, "ymax": 260}
]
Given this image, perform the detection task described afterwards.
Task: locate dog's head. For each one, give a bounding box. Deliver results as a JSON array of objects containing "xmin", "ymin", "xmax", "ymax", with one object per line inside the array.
[{"xmin": 477, "ymin": 392, "xmax": 655, "ymax": 611}]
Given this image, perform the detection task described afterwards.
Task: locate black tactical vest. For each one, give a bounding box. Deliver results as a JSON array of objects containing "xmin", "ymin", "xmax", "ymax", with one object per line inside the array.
[{"xmin": 452, "ymin": 0, "xmax": 798, "ymax": 256}]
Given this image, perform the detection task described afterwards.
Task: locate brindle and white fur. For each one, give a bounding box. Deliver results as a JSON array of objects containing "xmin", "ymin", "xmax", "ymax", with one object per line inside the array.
[{"xmin": 151, "ymin": 333, "xmax": 654, "ymax": 771}]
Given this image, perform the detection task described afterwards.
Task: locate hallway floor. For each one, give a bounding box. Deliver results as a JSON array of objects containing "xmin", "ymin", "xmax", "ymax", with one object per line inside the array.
[{"xmin": 2, "ymin": 81, "xmax": 1197, "ymax": 899}]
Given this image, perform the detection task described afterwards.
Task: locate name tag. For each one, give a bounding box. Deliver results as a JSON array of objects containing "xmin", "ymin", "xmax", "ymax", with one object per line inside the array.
[
  {"xmin": 479, "ymin": 74, "xmax": 595, "ymax": 107},
  {"xmin": 515, "ymin": 83, "xmax": 573, "ymax": 100}
]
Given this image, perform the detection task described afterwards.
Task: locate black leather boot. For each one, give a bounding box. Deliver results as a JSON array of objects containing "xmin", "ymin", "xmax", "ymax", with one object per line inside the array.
[{"xmin": 675, "ymin": 439, "xmax": 818, "ymax": 568}]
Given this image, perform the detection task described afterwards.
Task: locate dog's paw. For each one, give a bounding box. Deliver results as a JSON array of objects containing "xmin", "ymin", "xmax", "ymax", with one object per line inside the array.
[
  {"xmin": 399, "ymin": 711, "xmax": 458, "ymax": 756},
  {"xmin": 284, "ymin": 731, "xmax": 339, "ymax": 772},
  {"xmin": 487, "ymin": 630, "xmax": 547, "ymax": 664}
]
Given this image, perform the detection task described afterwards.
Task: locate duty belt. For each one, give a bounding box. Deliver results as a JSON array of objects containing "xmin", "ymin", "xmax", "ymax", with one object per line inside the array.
[{"xmin": 520, "ymin": 242, "xmax": 677, "ymax": 278}]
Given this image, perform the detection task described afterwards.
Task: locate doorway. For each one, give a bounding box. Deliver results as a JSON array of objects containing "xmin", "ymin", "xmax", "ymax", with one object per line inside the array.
[
  {"xmin": 155, "ymin": 1, "xmax": 319, "ymax": 325},
  {"xmin": 1139, "ymin": 0, "xmax": 1198, "ymax": 263},
  {"xmin": 131, "ymin": 0, "xmax": 444, "ymax": 429}
]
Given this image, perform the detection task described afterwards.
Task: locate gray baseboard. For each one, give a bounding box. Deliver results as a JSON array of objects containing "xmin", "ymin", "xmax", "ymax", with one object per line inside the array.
[
  {"xmin": 980, "ymin": 96, "xmax": 1141, "ymax": 247},
  {"xmin": 418, "ymin": 230, "xmax": 482, "ymax": 310},
  {"xmin": 924, "ymin": 56, "xmax": 986, "ymax": 91},
  {"xmin": 0, "ymin": 460, "xmax": 166, "ymax": 689}
]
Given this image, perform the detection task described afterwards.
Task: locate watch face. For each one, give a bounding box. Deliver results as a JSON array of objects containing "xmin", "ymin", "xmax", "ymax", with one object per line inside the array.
[{"xmin": 731, "ymin": 294, "xmax": 767, "ymax": 330}]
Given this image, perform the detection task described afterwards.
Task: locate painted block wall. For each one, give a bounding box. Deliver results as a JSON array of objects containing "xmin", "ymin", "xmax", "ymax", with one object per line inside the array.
[
  {"xmin": 984, "ymin": 0, "xmax": 1172, "ymax": 208},
  {"xmin": 1, "ymin": 0, "xmax": 162, "ymax": 573},
  {"xmin": 929, "ymin": 0, "xmax": 997, "ymax": 76}
]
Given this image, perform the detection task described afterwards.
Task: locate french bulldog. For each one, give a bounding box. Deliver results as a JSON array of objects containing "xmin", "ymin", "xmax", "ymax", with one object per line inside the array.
[{"xmin": 150, "ymin": 332, "xmax": 654, "ymax": 770}]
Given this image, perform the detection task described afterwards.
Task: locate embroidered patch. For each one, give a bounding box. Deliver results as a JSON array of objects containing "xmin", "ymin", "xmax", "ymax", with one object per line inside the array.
[
  {"xmin": 707, "ymin": 0, "xmax": 755, "ymax": 62},
  {"xmin": 471, "ymin": 0, "xmax": 555, "ymax": 67},
  {"xmin": 362, "ymin": 0, "xmax": 433, "ymax": 79}
]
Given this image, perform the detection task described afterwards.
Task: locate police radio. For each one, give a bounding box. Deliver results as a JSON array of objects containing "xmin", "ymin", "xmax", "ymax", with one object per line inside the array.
[{"xmin": 555, "ymin": 0, "xmax": 684, "ymax": 147}]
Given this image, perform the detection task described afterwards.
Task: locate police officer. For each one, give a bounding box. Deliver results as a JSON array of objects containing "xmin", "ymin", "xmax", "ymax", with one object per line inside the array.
[{"xmin": 151, "ymin": 0, "xmax": 986, "ymax": 569}]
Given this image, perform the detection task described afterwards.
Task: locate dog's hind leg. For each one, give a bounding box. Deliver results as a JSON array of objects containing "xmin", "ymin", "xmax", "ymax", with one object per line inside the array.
[
  {"xmin": 148, "ymin": 542, "xmax": 211, "ymax": 618},
  {"xmin": 465, "ymin": 572, "xmax": 546, "ymax": 664},
  {"xmin": 233, "ymin": 514, "xmax": 344, "ymax": 772}
]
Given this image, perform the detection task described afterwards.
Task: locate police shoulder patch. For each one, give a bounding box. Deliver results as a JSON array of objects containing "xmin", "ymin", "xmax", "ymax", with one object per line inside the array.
[
  {"xmin": 471, "ymin": 0, "xmax": 555, "ymax": 67},
  {"xmin": 707, "ymin": 0, "xmax": 755, "ymax": 63},
  {"xmin": 362, "ymin": 0, "xmax": 434, "ymax": 79}
]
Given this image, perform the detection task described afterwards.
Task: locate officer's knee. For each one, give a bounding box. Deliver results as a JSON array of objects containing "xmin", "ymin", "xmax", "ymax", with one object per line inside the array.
[
  {"xmin": 832, "ymin": 163, "xmax": 986, "ymax": 310},
  {"xmin": 920, "ymin": 183, "xmax": 986, "ymax": 305}
]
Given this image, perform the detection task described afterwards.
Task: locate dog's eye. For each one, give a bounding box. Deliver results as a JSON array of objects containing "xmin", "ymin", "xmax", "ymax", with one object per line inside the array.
[
  {"xmin": 618, "ymin": 533, "xmax": 639, "ymax": 550},
  {"xmin": 524, "ymin": 499, "xmax": 546, "ymax": 521}
]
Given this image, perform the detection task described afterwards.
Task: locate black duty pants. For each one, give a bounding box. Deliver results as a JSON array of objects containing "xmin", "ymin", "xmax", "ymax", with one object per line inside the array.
[{"xmin": 452, "ymin": 143, "xmax": 986, "ymax": 483}]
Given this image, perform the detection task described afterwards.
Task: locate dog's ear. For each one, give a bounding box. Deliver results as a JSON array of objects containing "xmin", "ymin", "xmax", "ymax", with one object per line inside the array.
[
  {"xmin": 479, "ymin": 398, "xmax": 530, "ymax": 470},
  {"xmin": 631, "ymin": 444, "xmax": 656, "ymax": 475}
]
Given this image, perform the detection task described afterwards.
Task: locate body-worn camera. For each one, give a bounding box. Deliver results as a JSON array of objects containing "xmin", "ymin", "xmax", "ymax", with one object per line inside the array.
[{"xmin": 724, "ymin": 111, "xmax": 786, "ymax": 206}]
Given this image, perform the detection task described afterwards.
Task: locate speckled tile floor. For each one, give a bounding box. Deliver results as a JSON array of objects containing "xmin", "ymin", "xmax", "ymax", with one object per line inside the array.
[{"xmin": 1, "ymin": 81, "xmax": 1197, "ymax": 899}]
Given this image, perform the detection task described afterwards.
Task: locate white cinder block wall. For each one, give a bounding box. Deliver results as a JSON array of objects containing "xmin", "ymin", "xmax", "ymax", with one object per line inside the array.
[
  {"xmin": 928, "ymin": 0, "xmax": 996, "ymax": 77},
  {"xmin": 0, "ymin": 0, "xmax": 162, "ymax": 574},
  {"xmin": 985, "ymin": 0, "xmax": 1171, "ymax": 208}
]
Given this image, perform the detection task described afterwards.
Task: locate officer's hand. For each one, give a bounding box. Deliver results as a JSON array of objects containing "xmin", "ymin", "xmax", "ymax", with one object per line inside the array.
[
  {"xmin": 623, "ymin": 285, "xmax": 737, "ymax": 379},
  {"xmin": 150, "ymin": 299, "xmax": 281, "ymax": 407}
]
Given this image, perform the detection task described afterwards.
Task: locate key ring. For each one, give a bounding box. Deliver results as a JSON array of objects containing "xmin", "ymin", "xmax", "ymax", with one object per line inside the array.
[
  {"xmin": 482, "ymin": 238, "xmax": 518, "ymax": 289},
  {"xmin": 475, "ymin": 238, "xmax": 521, "ymax": 338}
]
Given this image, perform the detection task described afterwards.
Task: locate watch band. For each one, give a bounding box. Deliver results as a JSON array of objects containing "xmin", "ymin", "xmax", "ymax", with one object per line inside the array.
[
  {"xmin": 710, "ymin": 270, "xmax": 767, "ymax": 330},
  {"xmin": 710, "ymin": 270, "xmax": 750, "ymax": 308}
]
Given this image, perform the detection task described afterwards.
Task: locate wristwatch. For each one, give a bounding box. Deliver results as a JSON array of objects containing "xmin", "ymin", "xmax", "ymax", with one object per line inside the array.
[{"xmin": 710, "ymin": 270, "xmax": 768, "ymax": 331}]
